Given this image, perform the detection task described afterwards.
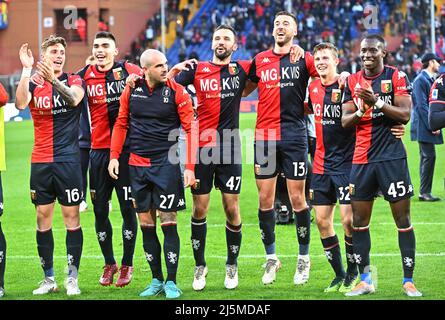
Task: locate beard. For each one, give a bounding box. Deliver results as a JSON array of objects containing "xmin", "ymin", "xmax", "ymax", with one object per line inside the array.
[
  {"xmin": 215, "ymin": 47, "xmax": 232, "ymax": 60},
  {"xmin": 275, "ymin": 34, "xmax": 293, "ymax": 47}
]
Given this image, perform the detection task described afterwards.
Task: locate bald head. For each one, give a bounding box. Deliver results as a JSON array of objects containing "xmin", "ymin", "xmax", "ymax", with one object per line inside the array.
[
  {"xmin": 140, "ymin": 49, "xmax": 166, "ymax": 68},
  {"xmin": 140, "ymin": 49, "xmax": 169, "ymax": 86}
]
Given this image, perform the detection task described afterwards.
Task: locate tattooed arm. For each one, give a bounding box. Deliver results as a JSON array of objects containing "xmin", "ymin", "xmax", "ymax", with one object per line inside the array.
[{"xmin": 36, "ymin": 58, "xmax": 84, "ymax": 107}]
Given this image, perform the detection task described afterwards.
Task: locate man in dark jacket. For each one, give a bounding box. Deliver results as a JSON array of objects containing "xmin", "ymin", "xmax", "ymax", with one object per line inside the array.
[{"xmin": 410, "ymin": 53, "xmax": 443, "ymax": 202}]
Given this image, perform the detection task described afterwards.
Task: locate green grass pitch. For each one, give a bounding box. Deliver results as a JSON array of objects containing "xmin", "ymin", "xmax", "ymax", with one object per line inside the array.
[{"xmin": 1, "ymin": 113, "xmax": 444, "ymax": 300}]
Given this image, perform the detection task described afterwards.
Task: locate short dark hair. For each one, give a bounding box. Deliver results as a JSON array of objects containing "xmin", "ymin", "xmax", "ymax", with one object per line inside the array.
[
  {"xmin": 41, "ymin": 35, "xmax": 67, "ymax": 52},
  {"xmin": 422, "ymin": 61, "xmax": 430, "ymax": 69},
  {"xmin": 313, "ymin": 42, "xmax": 339, "ymax": 58},
  {"xmin": 362, "ymin": 34, "xmax": 386, "ymax": 48},
  {"xmin": 94, "ymin": 31, "xmax": 116, "ymax": 44},
  {"xmin": 274, "ymin": 11, "xmax": 298, "ymax": 25},
  {"xmin": 214, "ymin": 24, "xmax": 237, "ymax": 38}
]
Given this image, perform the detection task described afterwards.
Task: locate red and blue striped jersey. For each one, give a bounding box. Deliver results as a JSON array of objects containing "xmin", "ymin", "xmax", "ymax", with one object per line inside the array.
[
  {"xmin": 248, "ymin": 50, "xmax": 318, "ymax": 141},
  {"xmin": 77, "ymin": 61, "xmax": 142, "ymax": 149},
  {"xmin": 342, "ymin": 66, "xmax": 411, "ymax": 164},
  {"xmin": 28, "ymin": 73, "xmax": 84, "ymax": 163},
  {"xmin": 308, "ymin": 78, "xmax": 355, "ymax": 175},
  {"xmin": 175, "ymin": 60, "xmax": 251, "ymax": 147}
]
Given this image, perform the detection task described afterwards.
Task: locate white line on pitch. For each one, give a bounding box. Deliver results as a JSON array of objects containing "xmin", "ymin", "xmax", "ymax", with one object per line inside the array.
[{"xmin": 7, "ymin": 252, "xmax": 445, "ymax": 260}]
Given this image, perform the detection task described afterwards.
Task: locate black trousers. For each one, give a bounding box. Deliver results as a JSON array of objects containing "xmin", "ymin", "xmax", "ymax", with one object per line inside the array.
[{"xmin": 419, "ymin": 142, "xmax": 436, "ymax": 195}]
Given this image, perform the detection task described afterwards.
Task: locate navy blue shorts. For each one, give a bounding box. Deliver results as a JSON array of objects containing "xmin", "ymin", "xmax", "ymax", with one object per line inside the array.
[
  {"xmin": 130, "ymin": 163, "xmax": 185, "ymax": 213},
  {"xmin": 310, "ymin": 173, "xmax": 351, "ymax": 205},
  {"xmin": 349, "ymin": 158, "xmax": 414, "ymax": 202},
  {"xmin": 89, "ymin": 149, "xmax": 132, "ymax": 205},
  {"xmin": 254, "ymin": 139, "xmax": 308, "ymax": 180},
  {"xmin": 30, "ymin": 162, "xmax": 83, "ymax": 206},
  {"xmin": 192, "ymin": 146, "xmax": 242, "ymax": 195},
  {"xmin": 0, "ymin": 172, "xmax": 3, "ymax": 216}
]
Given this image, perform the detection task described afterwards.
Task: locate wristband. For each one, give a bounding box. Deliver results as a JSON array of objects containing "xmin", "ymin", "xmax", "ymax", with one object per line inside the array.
[
  {"xmin": 355, "ymin": 109, "xmax": 365, "ymax": 118},
  {"xmin": 374, "ymin": 98, "xmax": 384, "ymax": 109},
  {"xmin": 21, "ymin": 67, "xmax": 32, "ymax": 78}
]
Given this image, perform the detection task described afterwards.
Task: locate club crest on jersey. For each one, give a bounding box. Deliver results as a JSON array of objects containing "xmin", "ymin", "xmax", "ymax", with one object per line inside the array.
[
  {"xmin": 162, "ymin": 87, "xmax": 171, "ymax": 103},
  {"xmin": 381, "ymin": 80, "xmax": 392, "ymax": 93},
  {"xmin": 228, "ymin": 63, "xmax": 239, "ymax": 75},
  {"xmin": 431, "ymin": 89, "xmax": 438, "ymax": 100},
  {"xmin": 162, "ymin": 87, "xmax": 171, "ymax": 97},
  {"xmin": 331, "ymin": 89, "xmax": 342, "ymax": 103},
  {"xmin": 112, "ymin": 67, "xmax": 124, "ymax": 81}
]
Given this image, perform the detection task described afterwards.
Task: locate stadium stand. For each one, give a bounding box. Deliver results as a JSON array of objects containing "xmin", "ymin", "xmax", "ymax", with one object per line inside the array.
[{"xmin": 126, "ymin": 0, "xmax": 445, "ymax": 80}]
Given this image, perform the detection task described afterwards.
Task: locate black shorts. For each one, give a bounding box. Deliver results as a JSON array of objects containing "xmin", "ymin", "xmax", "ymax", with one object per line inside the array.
[
  {"xmin": 130, "ymin": 163, "xmax": 185, "ymax": 213},
  {"xmin": 30, "ymin": 162, "xmax": 83, "ymax": 206},
  {"xmin": 0, "ymin": 172, "xmax": 3, "ymax": 216},
  {"xmin": 89, "ymin": 150, "xmax": 132, "ymax": 205},
  {"xmin": 254, "ymin": 139, "xmax": 308, "ymax": 180},
  {"xmin": 349, "ymin": 158, "xmax": 414, "ymax": 202},
  {"xmin": 310, "ymin": 173, "xmax": 351, "ymax": 205},
  {"xmin": 192, "ymin": 146, "xmax": 242, "ymax": 195}
]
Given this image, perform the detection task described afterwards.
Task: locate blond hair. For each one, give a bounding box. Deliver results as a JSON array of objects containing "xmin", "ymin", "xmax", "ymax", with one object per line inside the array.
[{"xmin": 313, "ymin": 42, "xmax": 339, "ymax": 59}]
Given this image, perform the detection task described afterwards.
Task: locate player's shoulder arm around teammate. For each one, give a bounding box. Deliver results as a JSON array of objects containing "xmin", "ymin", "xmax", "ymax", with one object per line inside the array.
[
  {"xmin": 168, "ymin": 59, "xmax": 198, "ymax": 85},
  {"xmin": 124, "ymin": 61, "xmax": 143, "ymax": 75},
  {"xmin": 15, "ymin": 43, "xmax": 34, "ymax": 110},
  {"xmin": 243, "ymin": 57, "xmax": 258, "ymax": 97},
  {"xmin": 429, "ymin": 75, "xmax": 445, "ymax": 131},
  {"xmin": 304, "ymin": 51, "xmax": 319, "ymax": 78}
]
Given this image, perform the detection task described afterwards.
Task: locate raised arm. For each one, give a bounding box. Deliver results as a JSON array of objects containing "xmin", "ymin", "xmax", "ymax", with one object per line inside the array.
[
  {"xmin": 167, "ymin": 59, "xmax": 198, "ymax": 80},
  {"xmin": 15, "ymin": 44, "xmax": 34, "ymax": 110}
]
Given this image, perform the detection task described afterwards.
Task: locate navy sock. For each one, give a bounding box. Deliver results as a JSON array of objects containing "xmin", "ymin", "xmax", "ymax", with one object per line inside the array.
[
  {"xmin": 162, "ymin": 223, "xmax": 180, "ymax": 284},
  {"xmin": 352, "ymin": 226, "xmax": 371, "ymax": 276},
  {"xmin": 226, "ymin": 222, "xmax": 242, "ymax": 265},
  {"xmin": 344, "ymin": 235, "xmax": 358, "ymax": 275},
  {"xmin": 191, "ymin": 217, "xmax": 207, "ymax": 266},
  {"xmin": 294, "ymin": 208, "xmax": 311, "ymax": 255},
  {"xmin": 321, "ymin": 235, "xmax": 345, "ymax": 278},
  {"xmin": 0, "ymin": 222, "xmax": 6, "ymax": 288},
  {"xmin": 121, "ymin": 206, "xmax": 138, "ymax": 267},
  {"xmin": 398, "ymin": 226, "xmax": 416, "ymax": 279},
  {"xmin": 36, "ymin": 229, "xmax": 54, "ymax": 278},
  {"xmin": 94, "ymin": 204, "xmax": 115, "ymax": 265},
  {"xmin": 141, "ymin": 225, "xmax": 163, "ymax": 281},
  {"xmin": 66, "ymin": 227, "xmax": 83, "ymax": 278},
  {"xmin": 258, "ymin": 209, "xmax": 276, "ymax": 255}
]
